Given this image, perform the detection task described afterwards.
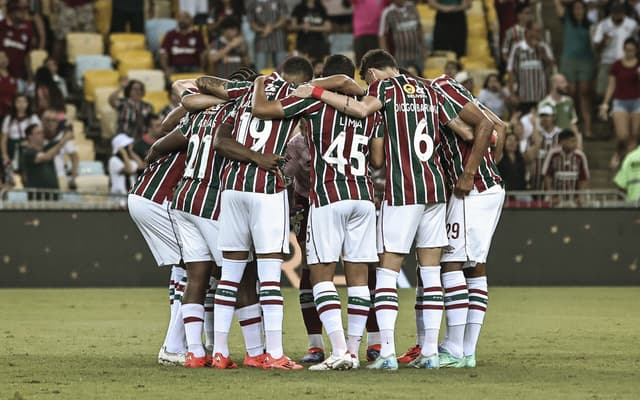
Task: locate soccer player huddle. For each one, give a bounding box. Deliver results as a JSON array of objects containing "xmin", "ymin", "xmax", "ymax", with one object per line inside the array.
[{"xmin": 127, "ymin": 49, "xmax": 506, "ymax": 372}]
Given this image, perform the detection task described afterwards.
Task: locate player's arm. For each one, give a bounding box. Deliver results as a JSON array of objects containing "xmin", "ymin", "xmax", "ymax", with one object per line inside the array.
[
  {"xmin": 311, "ymin": 75, "xmax": 365, "ymax": 96},
  {"xmin": 171, "ymin": 79, "xmax": 198, "ymax": 98},
  {"xmin": 369, "ymin": 137, "xmax": 384, "ymax": 169},
  {"xmin": 252, "ymin": 76, "xmax": 286, "ymax": 119},
  {"xmin": 195, "ymin": 76, "xmax": 233, "ymax": 100},
  {"xmin": 161, "ymin": 105, "xmax": 188, "ymax": 133},
  {"xmin": 213, "ymin": 123, "xmax": 283, "ymax": 173},
  {"xmin": 292, "ymin": 85, "xmax": 382, "ymax": 119},
  {"xmin": 483, "ymin": 106, "xmax": 508, "ymax": 163},
  {"xmin": 181, "ymin": 94, "xmax": 227, "ymax": 112},
  {"xmin": 147, "ymin": 128, "xmax": 188, "ymax": 163}
]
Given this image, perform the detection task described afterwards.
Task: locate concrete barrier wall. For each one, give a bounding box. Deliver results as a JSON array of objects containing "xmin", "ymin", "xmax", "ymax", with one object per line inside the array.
[{"xmin": 1, "ymin": 209, "xmax": 639, "ymax": 287}]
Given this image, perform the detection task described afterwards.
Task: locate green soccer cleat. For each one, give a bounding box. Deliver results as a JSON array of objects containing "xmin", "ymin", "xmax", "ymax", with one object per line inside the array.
[
  {"xmin": 438, "ymin": 348, "xmax": 466, "ymax": 368},
  {"xmin": 408, "ymin": 353, "xmax": 440, "ymax": 369},
  {"xmin": 366, "ymin": 354, "xmax": 398, "ymax": 371},
  {"xmin": 463, "ymin": 354, "xmax": 476, "ymax": 368}
]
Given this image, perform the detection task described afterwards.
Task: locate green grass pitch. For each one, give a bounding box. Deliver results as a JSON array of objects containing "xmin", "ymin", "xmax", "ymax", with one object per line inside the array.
[{"xmin": 1, "ymin": 287, "xmax": 639, "ymax": 399}]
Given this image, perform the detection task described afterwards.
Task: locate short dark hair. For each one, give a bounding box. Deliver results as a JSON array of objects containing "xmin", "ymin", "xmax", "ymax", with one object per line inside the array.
[
  {"xmin": 623, "ymin": 37, "xmax": 638, "ymax": 49},
  {"xmin": 282, "ymin": 56, "xmax": 314, "ymax": 82},
  {"xmin": 124, "ymin": 79, "xmax": 146, "ymax": 98},
  {"xmin": 218, "ymin": 16, "xmax": 240, "ymax": 31},
  {"xmin": 322, "ymin": 54, "xmax": 355, "ymax": 78},
  {"xmin": 359, "ymin": 49, "xmax": 398, "ymax": 80},
  {"xmin": 229, "ymin": 67, "xmax": 258, "ymax": 81},
  {"xmin": 558, "ymin": 129, "xmax": 575, "ymax": 141},
  {"xmin": 25, "ymin": 123, "xmax": 40, "ymax": 137}
]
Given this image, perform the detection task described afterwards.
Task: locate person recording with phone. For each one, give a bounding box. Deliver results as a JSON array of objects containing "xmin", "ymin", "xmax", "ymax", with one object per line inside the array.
[{"xmin": 41, "ymin": 109, "xmax": 79, "ymax": 191}]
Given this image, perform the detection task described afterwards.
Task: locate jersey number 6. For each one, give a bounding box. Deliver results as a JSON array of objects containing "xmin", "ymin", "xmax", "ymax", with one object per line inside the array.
[{"xmin": 414, "ymin": 119, "xmax": 435, "ymax": 162}]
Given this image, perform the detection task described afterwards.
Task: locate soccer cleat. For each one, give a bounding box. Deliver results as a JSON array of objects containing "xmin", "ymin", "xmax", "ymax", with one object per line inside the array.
[
  {"xmin": 157, "ymin": 346, "xmax": 186, "ymax": 366},
  {"xmin": 464, "ymin": 354, "xmax": 476, "ymax": 368},
  {"xmin": 438, "ymin": 348, "xmax": 466, "ymax": 368},
  {"xmin": 408, "ymin": 353, "xmax": 440, "ymax": 369},
  {"xmin": 261, "ymin": 353, "xmax": 304, "ymax": 370},
  {"xmin": 366, "ymin": 354, "xmax": 398, "ymax": 371},
  {"xmin": 350, "ymin": 354, "xmax": 360, "ymax": 369},
  {"xmin": 299, "ymin": 347, "xmax": 325, "ymax": 364},
  {"xmin": 397, "ymin": 345, "xmax": 421, "ymax": 364},
  {"xmin": 308, "ymin": 353, "xmax": 353, "ymax": 371},
  {"xmin": 184, "ymin": 352, "xmax": 207, "ymax": 368},
  {"xmin": 243, "ymin": 353, "xmax": 268, "ymax": 368},
  {"xmin": 210, "ymin": 352, "xmax": 238, "ymax": 369},
  {"xmin": 366, "ymin": 344, "xmax": 381, "ymax": 362}
]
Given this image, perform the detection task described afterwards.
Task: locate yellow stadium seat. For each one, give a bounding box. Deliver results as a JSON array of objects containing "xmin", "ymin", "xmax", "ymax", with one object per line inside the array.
[
  {"xmin": 461, "ymin": 56, "xmax": 495, "ymax": 69},
  {"xmin": 100, "ymin": 108, "xmax": 118, "ymax": 139},
  {"xmin": 170, "ymin": 72, "xmax": 204, "ymax": 83},
  {"xmin": 67, "ymin": 32, "xmax": 104, "ymax": 64},
  {"xmin": 417, "ymin": 4, "xmax": 436, "ymax": 20},
  {"xmin": 468, "ymin": 1, "xmax": 484, "ymax": 16},
  {"xmin": 29, "ymin": 49, "xmax": 48, "ymax": 74},
  {"xmin": 143, "ymin": 91, "xmax": 170, "ymax": 113},
  {"xmin": 468, "ymin": 68, "xmax": 499, "ymax": 89},
  {"xmin": 93, "ymin": 87, "xmax": 117, "ymax": 120},
  {"xmin": 288, "ymin": 33, "xmax": 297, "ymax": 52},
  {"xmin": 425, "ymin": 56, "xmax": 450, "ymax": 70},
  {"xmin": 109, "ymin": 33, "xmax": 146, "ymax": 60},
  {"xmin": 127, "ymin": 69, "xmax": 166, "ymax": 93},
  {"xmin": 94, "ymin": 0, "xmax": 112, "ymax": 36},
  {"xmin": 83, "ymin": 70, "xmax": 119, "ymax": 102},
  {"xmin": 75, "ymin": 175, "xmax": 109, "ymax": 193},
  {"xmin": 422, "ymin": 68, "xmax": 444, "ymax": 79},
  {"xmin": 260, "ymin": 68, "xmax": 275, "ymax": 76},
  {"xmin": 116, "ymin": 50, "xmax": 154, "ymax": 76}
]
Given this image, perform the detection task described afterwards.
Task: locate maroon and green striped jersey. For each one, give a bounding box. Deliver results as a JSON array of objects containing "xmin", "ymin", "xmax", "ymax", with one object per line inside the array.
[
  {"xmin": 430, "ymin": 75, "xmax": 502, "ymax": 192},
  {"xmin": 171, "ymin": 102, "xmax": 234, "ymax": 220},
  {"xmin": 280, "ymin": 95, "xmax": 381, "ymax": 207},
  {"xmin": 130, "ymin": 152, "xmax": 186, "ymax": 204},
  {"xmin": 366, "ymin": 74, "xmax": 456, "ymax": 205},
  {"xmin": 221, "ymin": 72, "xmax": 299, "ymax": 194}
]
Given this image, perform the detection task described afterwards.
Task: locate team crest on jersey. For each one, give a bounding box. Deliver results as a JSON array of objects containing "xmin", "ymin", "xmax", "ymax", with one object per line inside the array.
[{"xmin": 403, "ymin": 84, "xmax": 416, "ymax": 94}]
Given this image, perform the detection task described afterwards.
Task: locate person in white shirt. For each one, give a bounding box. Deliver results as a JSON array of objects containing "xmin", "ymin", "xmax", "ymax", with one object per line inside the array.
[
  {"xmin": 108, "ymin": 133, "xmax": 140, "ymax": 195},
  {"xmin": 592, "ymin": 1, "xmax": 638, "ymax": 97},
  {"xmin": 41, "ymin": 109, "xmax": 77, "ymax": 190}
]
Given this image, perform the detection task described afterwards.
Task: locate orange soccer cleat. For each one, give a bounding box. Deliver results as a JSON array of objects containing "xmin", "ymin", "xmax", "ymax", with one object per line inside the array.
[
  {"xmin": 243, "ymin": 353, "xmax": 268, "ymax": 368},
  {"xmin": 397, "ymin": 346, "xmax": 422, "ymax": 364},
  {"xmin": 184, "ymin": 352, "xmax": 207, "ymax": 368},
  {"xmin": 261, "ymin": 353, "xmax": 304, "ymax": 370},
  {"xmin": 210, "ymin": 352, "xmax": 238, "ymax": 369}
]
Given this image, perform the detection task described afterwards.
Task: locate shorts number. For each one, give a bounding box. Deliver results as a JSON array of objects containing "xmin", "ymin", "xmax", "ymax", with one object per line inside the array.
[
  {"xmin": 237, "ymin": 111, "xmax": 272, "ymax": 151},
  {"xmin": 184, "ymin": 135, "xmax": 214, "ymax": 179},
  {"xmin": 413, "ymin": 118, "xmax": 434, "ymax": 162},
  {"xmin": 322, "ymin": 132, "xmax": 368, "ymax": 176},
  {"xmin": 446, "ymin": 223, "xmax": 460, "ymax": 240}
]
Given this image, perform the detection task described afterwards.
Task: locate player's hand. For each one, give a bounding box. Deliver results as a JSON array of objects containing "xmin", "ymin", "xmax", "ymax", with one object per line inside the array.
[
  {"xmin": 254, "ymin": 153, "xmax": 285, "ymax": 174},
  {"xmin": 292, "ymin": 84, "xmax": 314, "ymax": 98},
  {"xmin": 454, "ymin": 172, "xmax": 474, "ymax": 198}
]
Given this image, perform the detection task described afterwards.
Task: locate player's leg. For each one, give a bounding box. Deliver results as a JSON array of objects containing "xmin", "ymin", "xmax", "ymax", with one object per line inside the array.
[
  {"xmin": 365, "ymin": 263, "xmax": 381, "ymax": 361},
  {"xmin": 235, "ymin": 260, "xmax": 267, "ymax": 368},
  {"xmin": 397, "ymin": 267, "xmax": 424, "ymax": 364},
  {"xmin": 166, "ymin": 265, "xmax": 187, "ymax": 356},
  {"xmin": 203, "ymin": 267, "xmax": 220, "ymax": 355},
  {"xmin": 463, "ymin": 263, "xmax": 487, "ymax": 368},
  {"xmin": 344, "ymin": 262, "xmax": 370, "ymax": 369}
]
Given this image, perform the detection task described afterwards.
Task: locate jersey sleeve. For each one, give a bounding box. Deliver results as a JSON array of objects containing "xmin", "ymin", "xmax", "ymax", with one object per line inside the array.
[
  {"xmin": 281, "ymin": 96, "xmax": 322, "ymax": 118},
  {"xmin": 366, "ymin": 80, "xmax": 388, "ymax": 105},
  {"xmin": 226, "ymin": 81, "xmax": 252, "ymax": 99},
  {"xmin": 438, "ymin": 93, "xmax": 458, "ymax": 127},
  {"xmin": 178, "ymin": 113, "xmax": 192, "ymax": 137},
  {"xmin": 373, "ymin": 111, "xmax": 384, "ymax": 138}
]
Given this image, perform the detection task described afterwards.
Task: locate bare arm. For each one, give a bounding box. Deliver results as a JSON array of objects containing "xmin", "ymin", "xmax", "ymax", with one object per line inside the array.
[
  {"xmin": 35, "ymin": 132, "xmax": 72, "ymax": 163},
  {"xmin": 369, "ymin": 137, "xmax": 384, "ymax": 169},
  {"xmin": 196, "ymin": 76, "xmax": 232, "ymax": 100},
  {"xmin": 171, "ymin": 79, "xmax": 198, "ymax": 98},
  {"xmin": 273, "ymin": 16, "xmax": 288, "ymax": 30},
  {"xmin": 600, "ymin": 76, "xmax": 616, "ymax": 120},
  {"xmin": 161, "ymin": 105, "xmax": 188, "ymax": 133},
  {"xmin": 159, "ymin": 52, "xmax": 170, "ymax": 76},
  {"xmin": 553, "ymin": 0, "xmax": 566, "ymax": 18},
  {"xmin": 484, "ymin": 107, "xmax": 508, "ymax": 163},
  {"xmin": 212, "ymin": 123, "xmax": 283, "ymax": 173},
  {"xmin": 69, "ymin": 151, "xmax": 79, "ymax": 179},
  {"xmin": 181, "ymin": 94, "xmax": 227, "ymax": 112},
  {"xmin": 1, "ymin": 131, "xmax": 8, "ymax": 162},
  {"xmin": 312, "ymin": 75, "xmax": 366, "ymax": 96},
  {"xmin": 147, "ymin": 129, "xmax": 188, "ymax": 163},
  {"xmin": 523, "ymin": 130, "xmax": 542, "ymax": 163},
  {"xmin": 108, "ymin": 87, "xmax": 122, "ymax": 109},
  {"xmin": 293, "ymin": 84, "xmax": 382, "ymax": 119}
]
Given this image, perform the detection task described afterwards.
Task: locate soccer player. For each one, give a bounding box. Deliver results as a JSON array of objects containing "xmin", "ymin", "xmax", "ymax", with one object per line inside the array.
[
  {"xmin": 252, "ymin": 54, "xmax": 384, "ymax": 370},
  {"xmin": 292, "ymin": 49, "xmax": 492, "ymax": 370}
]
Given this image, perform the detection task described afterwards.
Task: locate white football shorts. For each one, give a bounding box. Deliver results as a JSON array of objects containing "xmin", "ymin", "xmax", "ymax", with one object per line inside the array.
[
  {"xmin": 173, "ymin": 209, "xmax": 223, "ymax": 265},
  {"xmin": 377, "ymin": 202, "xmax": 448, "ymax": 254}
]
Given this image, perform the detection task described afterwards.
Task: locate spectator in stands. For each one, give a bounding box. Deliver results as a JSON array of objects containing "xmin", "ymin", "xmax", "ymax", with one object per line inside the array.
[
  {"xmin": 44, "ymin": 57, "xmax": 68, "ymax": 100},
  {"xmin": 109, "ymin": 79, "xmax": 154, "ymax": 139},
  {"xmin": 33, "ymin": 66, "xmax": 65, "ymax": 116},
  {"xmin": 349, "ymin": 0, "xmax": 388, "ymax": 67},
  {"xmin": 498, "ymin": 131, "xmax": 542, "ymax": 191},
  {"xmin": 41, "ymin": 109, "xmax": 77, "ymax": 190},
  {"xmin": 454, "ymin": 70, "xmax": 474, "ymax": 94},
  {"xmin": 208, "ymin": 0, "xmax": 245, "ymax": 35},
  {"xmin": 160, "ymin": 11, "xmax": 206, "ymax": 77},
  {"xmin": 554, "ymin": 0, "xmax": 594, "ymax": 140},
  {"xmin": 593, "ymin": 1, "xmax": 637, "ymax": 98},
  {"xmin": 1, "ymin": 94, "xmax": 40, "ymax": 171},
  {"xmin": 110, "ymin": 0, "xmax": 149, "ymax": 33},
  {"xmin": 614, "ymin": 142, "xmax": 640, "ymax": 202},
  {"xmin": 207, "ymin": 16, "xmax": 248, "ymax": 78},
  {"xmin": 494, "ymin": 0, "xmax": 517, "ymax": 50},
  {"xmin": 531, "ymin": 105, "xmax": 562, "ymax": 190},
  {"xmin": 18, "ymin": 0, "xmax": 45, "ymax": 50},
  {"xmin": 429, "ymin": 0, "xmax": 470, "ymax": 58},
  {"xmin": 108, "ymin": 133, "xmax": 140, "ymax": 195},
  {"xmin": 444, "ymin": 59, "xmax": 461, "ymax": 77},
  {"xmin": 21, "ymin": 123, "xmax": 72, "ymax": 200},
  {"xmin": 52, "ymin": 0, "xmax": 96, "ymax": 63},
  {"xmin": 501, "ymin": 3, "xmax": 532, "ymax": 65},
  {"xmin": 379, "ymin": 0, "xmax": 425, "ymax": 71},
  {"xmin": 132, "ymin": 114, "xmax": 162, "ymax": 164},
  {"xmin": 507, "ymin": 20, "xmax": 555, "ymax": 112},
  {"xmin": 539, "ymin": 73, "xmax": 580, "ymax": 140},
  {"xmin": 542, "ymin": 129, "xmax": 590, "ymax": 205},
  {"xmin": 0, "ymin": 50, "xmax": 17, "ymax": 122},
  {"xmin": 478, "ymin": 73, "xmax": 508, "ymax": 118},
  {"xmin": 0, "ymin": 1, "xmax": 34, "ymax": 86},
  {"xmin": 290, "ymin": 0, "xmax": 332, "ymax": 63},
  {"xmin": 600, "ymin": 37, "xmax": 640, "ymax": 170},
  {"xmin": 178, "ymin": 0, "xmax": 209, "ymax": 25},
  {"xmin": 246, "ymin": 0, "xmax": 289, "ymax": 71}
]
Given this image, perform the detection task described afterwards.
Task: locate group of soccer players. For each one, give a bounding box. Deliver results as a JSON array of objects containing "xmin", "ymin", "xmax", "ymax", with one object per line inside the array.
[{"xmin": 127, "ymin": 48, "xmax": 506, "ymax": 371}]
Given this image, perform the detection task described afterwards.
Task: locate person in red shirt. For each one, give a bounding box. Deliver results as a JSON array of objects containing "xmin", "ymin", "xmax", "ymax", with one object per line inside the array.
[
  {"xmin": 0, "ymin": 1, "xmax": 34, "ymax": 82},
  {"xmin": 159, "ymin": 12, "xmax": 206, "ymax": 77},
  {"xmin": 0, "ymin": 51, "xmax": 18, "ymax": 122}
]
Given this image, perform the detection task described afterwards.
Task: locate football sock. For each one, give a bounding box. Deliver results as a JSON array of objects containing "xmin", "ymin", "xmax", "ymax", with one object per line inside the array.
[
  {"xmin": 366, "ymin": 273, "xmax": 380, "ymax": 347},
  {"xmin": 313, "ymin": 281, "xmax": 347, "ymax": 357},
  {"xmin": 213, "ymin": 258, "xmax": 248, "ymax": 357},
  {"xmin": 440, "ymin": 271, "xmax": 469, "ymax": 358},
  {"xmin": 299, "ymin": 267, "xmax": 324, "ymax": 349},
  {"xmin": 415, "ymin": 285, "xmax": 425, "ymax": 348},
  {"xmin": 166, "ymin": 271, "xmax": 187, "ymax": 353},
  {"xmin": 182, "ymin": 303, "xmax": 205, "ymax": 357},
  {"xmin": 162, "ymin": 267, "xmax": 177, "ymax": 349},
  {"xmin": 418, "ymin": 266, "xmax": 443, "ymax": 357},
  {"xmin": 236, "ymin": 303, "xmax": 264, "ymax": 357},
  {"xmin": 347, "ymin": 285, "xmax": 370, "ymax": 357},
  {"xmin": 204, "ymin": 275, "xmax": 218, "ymax": 351},
  {"xmin": 258, "ymin": 259, "xmax": 285, "ymax": 359},
  {"xmin": 464, "ymin": 276, "xmax": 488, "ymax": 357},
  {"xmin": 374, "ymin": 268, "xmax": 399, "ymax": 358}
]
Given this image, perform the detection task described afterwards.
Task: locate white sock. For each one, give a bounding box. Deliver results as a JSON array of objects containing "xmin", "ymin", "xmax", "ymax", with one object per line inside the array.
[
  {"xmin": 346, "ymin": 285, "xmax": 370, "ymax": 356},
  {"xmin": 464, "ymin": 276, "xmax": 488, "ymax": 356},
  {"xmin": 182, "ymin": 303, "xmax": 205, "ymax": 357},
  {"xmin": 162, "ymin": 267, "xmax": 178, "ymax": 349},
  {"xmin": 213, "ymin": 258, "xmax": 248, "ymax": 357},
  {"xmin": 165, "ymin": 268, "xmax": 186, "ymax": 353},
  {"xmin": 204, "ymin": 275, "xmax": 218, "ymax": 350},
  {"xmin": 374, "ymin": 268, "xmax": 399, "ymax": 358},
  {"xmin": 236, "ymin": 303, "xmax": 264, "ymax": 357},
  {"xmin": 258, "ymin": 259, "xmax": 284, "ymax": 359},
  {"xmin": 367, "ymin": 332, "xmax": 380, "ymax": 347},
  {"xmin": 313, "ymin": 281, "xmax": 346, "ymax": 357},
  {"xmin": 418, "ymin": 266, "xmax": 443, "ymax": 357},
  {"xmin": 440, "ymin": 271, "xmax": 468, "ymax": 358},
  {"xmin": 415, "ymin": 285, "xmax": 425, "ymax": 347},
  {"xmin": 308, "ymin": 334, "xmax": 324, "ymax": 349}
]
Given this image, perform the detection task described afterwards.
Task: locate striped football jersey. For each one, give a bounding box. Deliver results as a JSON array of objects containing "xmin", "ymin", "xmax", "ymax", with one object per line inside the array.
[
  {"xmin": 130, "ymin": 152, "xmax": 186, "ymax": 204},
  {"xmin": 281, "ymin": 96, "xmax": 381, "ymax": 207}
]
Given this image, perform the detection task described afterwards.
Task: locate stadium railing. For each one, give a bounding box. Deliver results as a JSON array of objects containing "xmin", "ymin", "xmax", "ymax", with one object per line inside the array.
[{"xmin": 504, "ymin": 189, "xmax": 637, "ymax": 208}]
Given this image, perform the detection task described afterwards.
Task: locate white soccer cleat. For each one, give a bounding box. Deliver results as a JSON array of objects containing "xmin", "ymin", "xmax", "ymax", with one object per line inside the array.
[
  {"xmin": 157, "ymin": 346, "xmax": 186, "ymax": 366},
  {"xmin": 308, "ymin": 353, "xmax": 353, "ymax": 371},
  {"xmin": 350, "ymin": 354, "xmax": 360, "ymax": 369}
]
